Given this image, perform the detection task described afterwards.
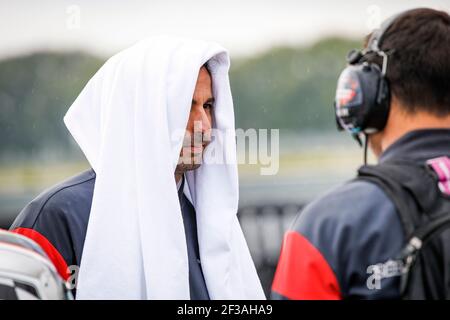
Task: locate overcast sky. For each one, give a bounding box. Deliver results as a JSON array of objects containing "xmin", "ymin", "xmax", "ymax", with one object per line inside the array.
[{"xmin": 1, "ymin": 0, "xmax": 448, "ymax": 60}]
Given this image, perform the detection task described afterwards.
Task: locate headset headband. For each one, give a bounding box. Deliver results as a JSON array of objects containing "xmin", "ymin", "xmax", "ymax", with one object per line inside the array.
[
  {"xmin": 366, "ymin": 9, "xmax": 416, "ymax": 52},
  {"xmin": 362, "ymin": 9, "xmax": 415, "ymax": 75}
]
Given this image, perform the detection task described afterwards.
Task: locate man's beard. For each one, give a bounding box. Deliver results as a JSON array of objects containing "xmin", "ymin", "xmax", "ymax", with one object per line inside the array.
[
  {"xmin": 175, "ymin": 161, "xmax": 201, "ymax": 175},
  {"xmin": 176, "ymin": 130, "xmax": 210, "ymax": 174},
  {"xmin": 176, "ymin": 143, "xmax": 205, "ymax": 174}
]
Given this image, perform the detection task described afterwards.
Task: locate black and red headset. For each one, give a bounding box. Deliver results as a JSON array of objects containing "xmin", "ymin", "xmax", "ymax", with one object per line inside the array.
[{"xmin": 334, "ymin": 10, "xmax": 413, "ymax": 151}]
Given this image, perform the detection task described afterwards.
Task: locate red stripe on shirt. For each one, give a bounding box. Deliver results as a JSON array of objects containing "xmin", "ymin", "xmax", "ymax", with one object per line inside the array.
[
  {"xmin": 272, "ymin": 231, "xmax": 341, "ymax": 300},
  {"xmin": 12, "ymin": 227, "xmax": 69, "ymax": 281}
]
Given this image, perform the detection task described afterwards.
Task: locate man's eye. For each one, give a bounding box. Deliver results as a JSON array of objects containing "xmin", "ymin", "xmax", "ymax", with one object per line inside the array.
[{"xmin": 203, "ymin": 103, "xmax": 213, "ymax": 110}]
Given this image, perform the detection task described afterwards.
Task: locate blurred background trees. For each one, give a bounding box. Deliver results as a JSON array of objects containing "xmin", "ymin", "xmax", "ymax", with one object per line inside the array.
[{"xmin": 0, "ymin": 37, "xmax": 359, "ymax": 165}]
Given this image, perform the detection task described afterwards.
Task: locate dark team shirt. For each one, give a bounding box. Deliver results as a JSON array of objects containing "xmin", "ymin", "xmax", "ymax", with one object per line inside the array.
[
  {"xmin": 272, "ymin": 129, "xmax": 450, "ymax": 299},
  {"xmin": 10, "ymin": 170, "xmax": 210, "ymax": 300}
]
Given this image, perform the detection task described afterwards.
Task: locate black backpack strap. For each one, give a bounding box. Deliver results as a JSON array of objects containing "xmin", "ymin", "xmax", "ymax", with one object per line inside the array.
[
  {"xmin": 396, "ymin": 212, "xmax": 450, "ymax": 296},
  {"xmin": 397, "ymin": 213, "xmax": 450, "ymax": 264},
  {"xmin": 355, "ymin": 162, "xmax": 431, "ymax": 237},
  {"xmin": 356, "ymin": 161, "xmax": 450, "ymax": 297}
]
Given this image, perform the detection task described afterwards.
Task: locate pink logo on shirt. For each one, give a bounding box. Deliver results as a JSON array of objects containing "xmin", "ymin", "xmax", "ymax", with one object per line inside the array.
[{"xmin": 427, "ymin": 156, "xmax": 450, "ymax": 195}]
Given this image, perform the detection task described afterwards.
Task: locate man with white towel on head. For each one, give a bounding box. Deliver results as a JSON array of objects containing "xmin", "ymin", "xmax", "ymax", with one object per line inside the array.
[{"xmin": 10, "ymin": 36, "xmax": 265, "ymax": 300}]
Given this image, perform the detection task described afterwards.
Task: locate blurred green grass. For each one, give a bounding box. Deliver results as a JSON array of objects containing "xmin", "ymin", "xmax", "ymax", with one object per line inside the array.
[{"xmin": 0, "ymin": 148, "xmax": 368, "ymax": 193}]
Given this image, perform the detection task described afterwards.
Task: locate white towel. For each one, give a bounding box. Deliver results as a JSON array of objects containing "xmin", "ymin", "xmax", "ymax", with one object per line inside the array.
[{"xmin": 64, "ymin": 36, "xmax": 265, "ymax": 300}]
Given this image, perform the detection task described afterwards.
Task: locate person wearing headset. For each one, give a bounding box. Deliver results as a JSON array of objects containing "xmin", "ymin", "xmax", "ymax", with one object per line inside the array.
[{"xmin": 271, "ymin": 8, "xmax": 450, "ymax": 299}]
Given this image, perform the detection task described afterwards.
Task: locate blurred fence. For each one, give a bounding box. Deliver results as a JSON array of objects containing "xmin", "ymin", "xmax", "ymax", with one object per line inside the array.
[{"xmin": 238, "ymin": 203, "xmax": 303, "ymax": 297}]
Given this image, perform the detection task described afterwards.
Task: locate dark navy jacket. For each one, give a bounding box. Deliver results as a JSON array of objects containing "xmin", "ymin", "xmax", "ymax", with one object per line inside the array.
[
  {"xmin": 272, "ymin": 129, "xmax": 450, "ymax": 299},
  {"xmin": 10, "ymin": 171, "xmax": 210, "ymax": 300}
]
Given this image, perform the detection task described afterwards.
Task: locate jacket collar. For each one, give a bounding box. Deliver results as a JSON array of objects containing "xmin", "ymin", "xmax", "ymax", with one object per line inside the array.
[{"xmin": 380, "ymin": 129, "xmax": 450, "ymax": 164}]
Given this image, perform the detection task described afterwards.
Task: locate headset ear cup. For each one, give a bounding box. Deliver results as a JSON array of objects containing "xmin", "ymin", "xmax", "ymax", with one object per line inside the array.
[
  {"xmin": 377, "ymin": 76, "xmax": 390, "ymax": 106},
  {"xmin": 334, "ymin": 101, "xmax": 344, "ymax": 131},
  {"xmin": 369, "ymin": 74, "xmax": 390, "ymax": 131},
  {"xmin": 356, "ymin": 64, "xmax": 390, "ymax": 133}
]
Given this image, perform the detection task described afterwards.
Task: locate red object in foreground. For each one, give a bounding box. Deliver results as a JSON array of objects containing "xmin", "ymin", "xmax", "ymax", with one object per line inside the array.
[
  {"xmin": 12, "ymin": 227, "xmax": 69, "ymax": 281},
  {"xmin": 272, "ymin": 231, "xmax": 341, "ymax": 300}
]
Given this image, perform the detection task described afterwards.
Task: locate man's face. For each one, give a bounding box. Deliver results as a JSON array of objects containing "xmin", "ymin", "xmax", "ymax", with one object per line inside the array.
[{"xmin": 176, "ymin": 66, "xmax": 214, "ymax": 174}]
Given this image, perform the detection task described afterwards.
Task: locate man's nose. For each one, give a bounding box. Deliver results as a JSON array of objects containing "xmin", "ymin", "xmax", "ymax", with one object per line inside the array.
[
  {"xmin": 192, "ymin": 109, "xmax": 211, "ymax": 132},
  {"xmin": 191, "ymin": 109, "xmax": 211, "ymax": 143}
]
